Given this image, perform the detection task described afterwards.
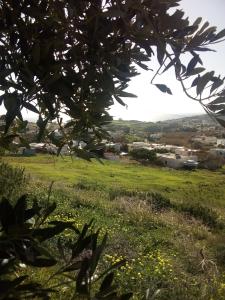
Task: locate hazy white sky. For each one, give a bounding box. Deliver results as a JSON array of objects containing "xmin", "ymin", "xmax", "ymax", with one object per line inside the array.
[{"xmin": 110, "ymin": 0, "xmax": 225, "ymax": 121}]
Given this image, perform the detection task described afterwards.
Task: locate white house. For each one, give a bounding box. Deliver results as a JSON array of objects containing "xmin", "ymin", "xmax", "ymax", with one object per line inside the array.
[
  {"xmin": 191, "ymin": 136, "xmax": 217, "ymax": 146},
  {"xmin": 149, "ymin": 133, "xmax": 162, "ymax": 141},
  {"xmin": 60, "ymin": 144, "xmax": 70, "ymax": 155},
  {"xmin": 128, "ymin": 142, "xmax": 153, "ymax": 152},
  {"xmin": 217, "ymin": 139, "xmax": 225, "ymax": 147},
  {"xmin": 157, "ymin": 153, "xmax": 198, "ymax": 169},
  {"xmin": 105, "ymin": 143, "xmax": 121, "ymax": 152},
  {"xmin": 29, "ymin": 143, "xmax": 57, "ymax": 154},
  {"xmin": 209, "ymin": 148, "xmax": 225, "ymax": 159}
]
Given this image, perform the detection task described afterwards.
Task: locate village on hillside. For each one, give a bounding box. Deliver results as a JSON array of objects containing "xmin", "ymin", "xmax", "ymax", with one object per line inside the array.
[{"xmin": 1, "ymin": 114, "xmax": 225, "ymax": 170}]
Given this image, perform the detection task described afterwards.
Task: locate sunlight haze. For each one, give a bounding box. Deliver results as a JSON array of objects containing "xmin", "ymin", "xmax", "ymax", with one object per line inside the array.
[{"xmin": 109, "ymin": 0, "xmax": 225, "ymax": 121}]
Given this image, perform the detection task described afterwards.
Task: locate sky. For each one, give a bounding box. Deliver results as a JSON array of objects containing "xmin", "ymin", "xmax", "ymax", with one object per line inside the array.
[
  {"xmin": 109, "ymin": 0, "xmax": 225, "ymax": 121},
  {"xmin": 0, "ymin": 0, "xmax": 225, "ymax": 122}
]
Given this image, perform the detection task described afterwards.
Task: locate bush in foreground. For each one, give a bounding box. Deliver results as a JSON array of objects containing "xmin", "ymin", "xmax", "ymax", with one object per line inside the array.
[
  {"xmin": 0, "ymin": 162, "xmax": 27, "ymax": 200},
  {"xmin": 0, "ymin": 195, "xmax": 132, "ymax": 300}
]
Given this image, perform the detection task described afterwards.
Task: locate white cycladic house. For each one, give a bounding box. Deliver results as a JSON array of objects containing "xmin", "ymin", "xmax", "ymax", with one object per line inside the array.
[
  {"xmin": 191, "ymin": 136, "xmax": 217, "ymax": 145},
  {"xmin": 157, "ymin": 153, "xmax": 198, "ymax": 169},
  {"xmin": 209, "ymin": 148, "xmax": 225, "ymax": 158},
  {"xmin": 217, "ymin": 139, "xmax": 225, "ymax": 147}
]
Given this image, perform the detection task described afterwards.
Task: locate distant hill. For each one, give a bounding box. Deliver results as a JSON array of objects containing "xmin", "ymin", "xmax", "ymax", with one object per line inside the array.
[
  {"xmin": 104, "ymin": 113, "xmax": 221, "ymax": 142},
  {"xmin": 107, "ymin": 114, "xmax": 214, "ymax": 130},
  {"xmin": 152, "ymin": 113, "xmax": 202, "ymax": 121},
  {"xmin": 159, "ymin": 114, "xmax": 214, "ymax": 124}
]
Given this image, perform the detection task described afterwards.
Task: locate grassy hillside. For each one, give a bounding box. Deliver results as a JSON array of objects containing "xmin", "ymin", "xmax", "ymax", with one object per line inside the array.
[
  {"xmin": 6, "ymin": 155, "xmax": 225, "ymax": 208},
  {"xmin": 3, "ymin": 155, "xmax": 225, "ymax": 299}
]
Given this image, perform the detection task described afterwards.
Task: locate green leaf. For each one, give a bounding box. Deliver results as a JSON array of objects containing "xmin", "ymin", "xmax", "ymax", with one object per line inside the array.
[
  {"xmin": 33, "ymin": 221, "xmax": 74, "ymax": 242},
  {"xmin": 0, "ymin": 199, "xmax": 15, "ymax": 231},
  {"xmin": 214, "ymin": 115, "xmax": 225, "ymax": 128},
  {"xmin": 36, "ymin": 116, "xmax": 50, "ymax": 142},
  {"xmin": 3, "ymin": 93, "xmax": 20, "ymax": 133},
  {"xmin": 186, "ymin": 56, "xmax": 199, "ymax": 76},
  {"xmin": 196, "ymin": 71, "xmax": 214, "ymax": 95},
  {"xmin": 191, "ymin": 75, "xmax": 200, "ymax": 87},
  {"xmin": 72, "ymin": 148, "xmax": 92, "ymax": 161},
  {"xmin": 193, "ymin": 17, "xmax": 202, "ymax": 27},
  {"xmin": 114, "ymin": 95, "xmax": 126, "ymax": 106},
  {"xmin": 97, "ymin": 259, "xmax": 126, "ymax": 282},
  {"xmin": 90, "ymin": 233, "xmax": 108, "ymax": 276},
  {"xmin": 214, "ymin": 28, "xmax": 225, "ymax": 41},
  {"xmin": 162, "ymin": 58, "xmax": 178, "ymax": 73},
  {"xmin": 37, "ymin": 202, "xmax": 57, "ymax": 226},
  {"xmin": 157, "ymin": 43, "xmax": 166, "ymax": 65},
  {"xmin": 26, "ymin": 257, "xmax": 57, "ymax": 267},
  {"xmin": 209, "ymin": 96, "xmax": 225, "ymax": 105},
  {"xmin": 173, "ymin": 25, "xmax": 198, "ymax": 38},
  {"xmin": 116, "ymin": 91, "xmax": 137, "ymax": 98},
  {"xmin": 0, "ymin": 69, "xmax": 13, "ymax": 78},
  {"xmin": 50, "ymin": 220, "xmax": 80, "ymax": 234},
  {"xmin": 23, "ymin": 102, "xmax": 39, "ymax": 114},
  {"xmin": 166, "ymin": 88, "xmax": 172, "ymax": 95},
  {"xmin": 14, "ymin": 195, "xmax": 27, "ymax": 226},
  {"xmin": 207, "ymin": 104, "xmax": 225, "ymax": 112},
  {"xmin": 0, "ymin": 276, "xmax": 27, "ymax": 296},
  {"xmin": 188, "ymin": 26, "xmax": 216, "ymax": 49},
  {"xmin": 155, "ymin": 84, "xmax": 167, "ymax": 93},
  {"xmin": 187, "ymin": 67, "xmax": 205, "ymax": 76},
  {"xmin": 136, "ymin": 61, "xmax": 149, "ymax": 71},
  {"xmin": 198, "ymin": 21, "xmax": 210, "ymax": 34},
  {"xmin": 19, "ymin": 136, "xmax": 30, "ymax": 148},
  {"xmin": 76, "ymin": 259, "xmax": 89, "ymax": 295},
  {"xmin": 119, "ymin": 293, "xmax": 133, "ymax": 300},
  {"xmin": 210, "ymin": 78, "xmax": 224, "ymax": 93},
  {"xmin": 99, "ymin": 273, "xmax": 114, "ymax": 292},
  {"xmin": 194, "ymin": 47, "xmax": 216, "ymax": 52},
  {"xmin": 103, "ymin": 8, "xmax": 124, "ymax": 18},
  {"xmin": 155, "ymin": 84, "xmax": 172, "ymax": 95},
  {"xmin": 32, "ymin": 42, "xmax": 41, "ymax": 65},
  {"xmin": 0, "ymin": 95, "xmax": 4, "ymax": 106}
]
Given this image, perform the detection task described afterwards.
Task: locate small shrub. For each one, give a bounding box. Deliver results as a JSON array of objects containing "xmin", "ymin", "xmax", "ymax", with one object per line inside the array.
[
  {"xmin": 108, "ymin": 189, "xmax": 172, "ymax": 211},
  {"xmin": 0, "ymin": 162, "xmax": 27, "ymax": 200},
  {"xmin": 129, "ymin": 148, "xmax": 157, "ymax": 162},
  {"xmin": 74, "ymin": 180, "xmax": 104, "ymax": 191},
  {"xmin": 179, "ymin": 203, "xmax": 219, "ymax": 228},
  {"xmin": 147, "ymin": 193, "xmax": 172, "ymax": 211},
  {"xmin": 215, "ymin": 244, "xmax": 225, "ymax": 267},
  {"xmin": 108, "ymin": 188, "xmax": 136, "ymax": 201},
  {"xmin": 199, "ymin": 154, "xmax": 225, "ymax": 170}
]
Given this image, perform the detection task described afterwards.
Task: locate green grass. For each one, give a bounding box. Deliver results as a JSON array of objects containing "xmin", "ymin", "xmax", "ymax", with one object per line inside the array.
[
  {"xmin": 5, "ymin": 154, "xmax": 225, "ymax": 208},
  {"xmin": 3, "ymin": 155, "xmax": 225, "ymax": 299}
]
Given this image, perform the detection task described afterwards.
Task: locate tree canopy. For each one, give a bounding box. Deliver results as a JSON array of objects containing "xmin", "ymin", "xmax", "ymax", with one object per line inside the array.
[{"xmin": 0, "ymin": 0, "xmax": 225, "ymax": 149}]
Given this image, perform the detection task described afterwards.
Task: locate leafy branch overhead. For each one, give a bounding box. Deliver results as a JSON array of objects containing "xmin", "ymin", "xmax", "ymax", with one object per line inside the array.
[{"xmin": 0, "ymin": 0, "xmax": 225, "ymax": 143}]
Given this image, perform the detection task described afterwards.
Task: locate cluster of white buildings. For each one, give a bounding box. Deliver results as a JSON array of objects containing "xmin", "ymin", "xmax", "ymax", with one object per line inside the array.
[
  {"xmin": 126, "ymin": 136, "xmax": 225, "ymax": 169},
  {"xmin": 17, "ymin": 140, "xmax": 87, "ymax": 156},
  {"xmin": 13, "ymin": 130, "xmax": 225, "ymax": 170},
  {"xmin": 191, "ymin": 135, "xmax": 225, "ymax": 147},
  {"xmin": 127, "ymin": 142, "xmax": 199, "ymax": 169}
]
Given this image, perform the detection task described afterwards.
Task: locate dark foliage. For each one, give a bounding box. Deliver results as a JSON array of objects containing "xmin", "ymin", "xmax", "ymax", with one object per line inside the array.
[
  {"xmin": 0, "ymin": 196, "xmax": 132, "ymax": 300},
  {"xmin": 178, "ymin": 203, "xmax": 219, "ymax": 228},
  {"xmin": 108, "ymin": 188, "xmax": 172, "ymax": 210},
  {"xmin": 129, "ymin": 148, "xmax": 157, "ymax": 162},
  {"xmin": 0, "ymin": 0, "xmax": 225, "ymax": 150},
  {"xmin": 0, "ymin": 162, "xmax": 27, "ymax": 199},
  {"xmin": 147, "ymin": 192, "xmax": 172, "ymax": 211}
]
